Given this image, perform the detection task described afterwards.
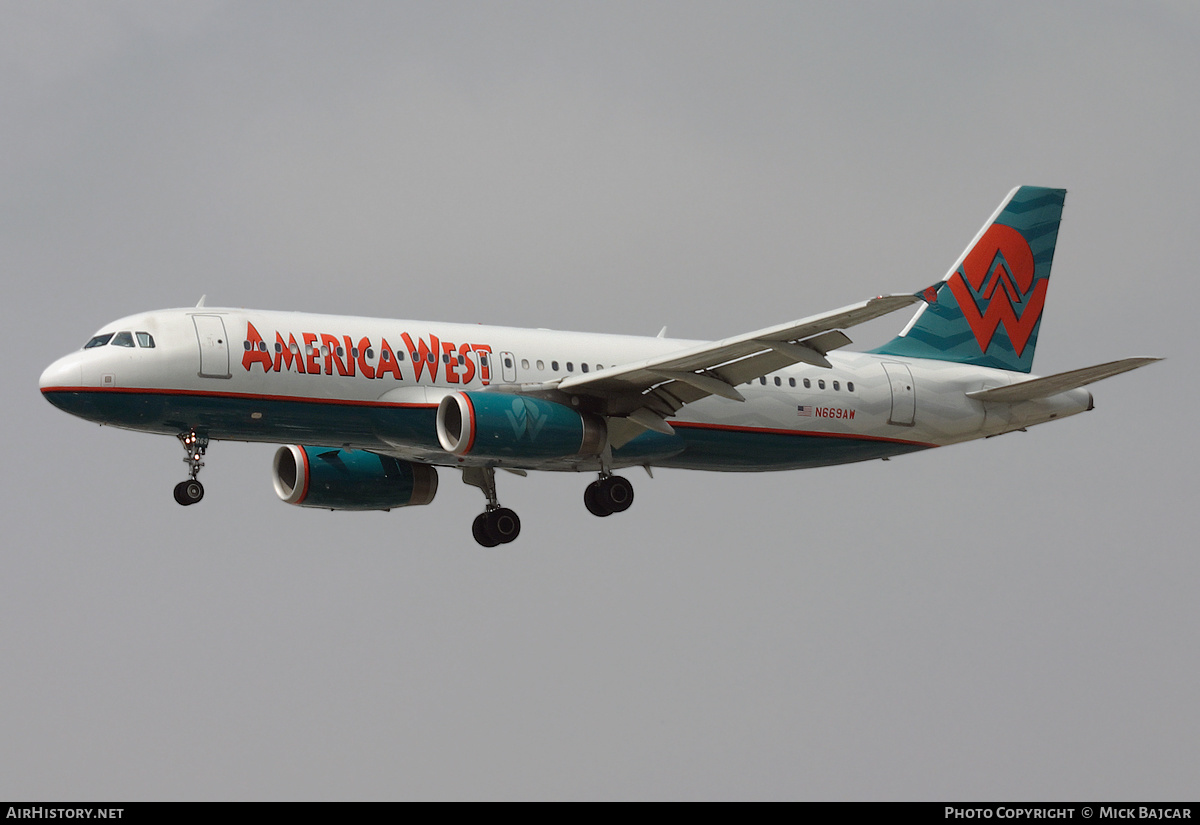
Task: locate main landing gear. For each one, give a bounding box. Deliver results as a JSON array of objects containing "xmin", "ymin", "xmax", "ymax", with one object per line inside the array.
[
  {"xmin": 462, "ymin": 466, "xmax": 521, "ymax": 547},
  {"xmin": 173, "ymin": 429, "xmax": 208, "ymax": 506},
  {"xmin": 584, "ymin": 473, "xmax": 634, "ymax": 517},
  {"xmin": 460, "ymin": 467, "xmax": 634, "ymax": 546}
]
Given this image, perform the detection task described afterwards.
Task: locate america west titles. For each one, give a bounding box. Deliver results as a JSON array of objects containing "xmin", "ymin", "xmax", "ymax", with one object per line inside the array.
[{"xmin": 240, "ymin": 322, "xmax": 494, "ymax": 385}]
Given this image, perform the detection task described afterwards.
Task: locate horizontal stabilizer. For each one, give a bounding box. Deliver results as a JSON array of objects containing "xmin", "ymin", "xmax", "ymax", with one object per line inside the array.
[{"xmin": 966, "ymin": 358, "xmax": 1160, "ymax": 403}]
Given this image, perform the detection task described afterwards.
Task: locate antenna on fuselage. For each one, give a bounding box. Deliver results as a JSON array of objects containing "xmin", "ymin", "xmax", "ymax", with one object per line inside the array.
[
  {"xmin": 195, "ymin": 295, "xmax": 207, "ymax": 308},
  {"xmin": 656, "ymin": 326, "xmax": 667, "ymax": 338}
]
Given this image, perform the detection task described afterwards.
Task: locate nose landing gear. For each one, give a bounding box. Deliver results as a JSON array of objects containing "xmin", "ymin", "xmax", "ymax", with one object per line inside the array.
[{"xmin": 173, "ymin": 430, "xmax": 208, "ymax": 506}]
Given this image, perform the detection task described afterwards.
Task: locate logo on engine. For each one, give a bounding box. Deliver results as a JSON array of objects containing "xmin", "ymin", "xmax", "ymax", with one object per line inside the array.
[
  {"xmin": 506, "ymin": 398, "xmax": 548, "ymax": 442},
  {"xmin": 946, "ymin": 223, "xmax": 1048, "ymax": 357}
]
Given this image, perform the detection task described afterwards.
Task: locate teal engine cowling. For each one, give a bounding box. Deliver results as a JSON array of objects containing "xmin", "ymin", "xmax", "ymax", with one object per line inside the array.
[
  {"xmin": 436, "ymin": 392, "xmax": 606, "ymax": 459},
  {"xmin": 272, "ymin": 446, "xmax": 439, "ymax": 511}
]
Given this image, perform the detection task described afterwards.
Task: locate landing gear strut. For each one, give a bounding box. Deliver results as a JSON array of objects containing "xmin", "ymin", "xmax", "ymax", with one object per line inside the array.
[
  {"xmin": 462, "ymin": 466, "xmax": 521, "ymax": 547},
  {"xmin": 584, "ymin": 473, "xmax": 634, "ymax": 517},
  {"xmin": 173, "ymin": 429, "xmax": 208, "ymax": 506}
]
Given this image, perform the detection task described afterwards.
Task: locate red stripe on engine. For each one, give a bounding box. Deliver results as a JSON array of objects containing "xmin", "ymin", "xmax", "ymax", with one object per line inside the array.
[
  {"xmin": 461, "ymin": 393, "xmax": 477, "ymax": 455},
  {"xmin": 297, "ymin": 447, "xmax": 311, "ymax": 504}
]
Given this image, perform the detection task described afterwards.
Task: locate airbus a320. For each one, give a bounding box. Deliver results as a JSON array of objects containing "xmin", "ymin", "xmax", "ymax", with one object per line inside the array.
[{"xmin": 40, "ymin": 187, "xmax": 1158, "ymax": 546}]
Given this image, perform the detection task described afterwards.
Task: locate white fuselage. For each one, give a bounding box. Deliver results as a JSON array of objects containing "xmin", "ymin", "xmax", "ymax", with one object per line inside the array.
[{"xmin": 39, "ymin": 306, "xmax": 1093, "ymax": 474}]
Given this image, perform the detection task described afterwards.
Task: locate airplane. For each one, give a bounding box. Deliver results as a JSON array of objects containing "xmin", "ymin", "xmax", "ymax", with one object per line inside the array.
[{"xmin": 39, "ymin": 186, "xmax": 1157, "ymax": 546}]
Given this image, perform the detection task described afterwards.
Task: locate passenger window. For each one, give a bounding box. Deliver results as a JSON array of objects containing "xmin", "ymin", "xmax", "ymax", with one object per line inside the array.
[
  {"xmin": 582, "ymin": 363, "xmax": 589, "ymax": 373},
  {"xmin": 833, "ymin": 381, "xmax": 840, "ymax": 391},
  {"xmin": 136, "ymin": 332, "xmax": 155, "ymax": 348},
  {"xmin": 521, "ymin": 359, "xmax": 530, "ymax": 370},
  {"xmin": 111, "ymin": 331, "xmax": 135, "ymax": 348},
  {"xmin": 442, "ymin": 354, "xmax": 450, "ymax": 364},
  {"xmin": 277, "ymin": 342, "xmax": 285, "ymax": 354},
  {"xmin": 760, "ymin": 377, "xmax": 767, "ymax": 385},
  {"xmin": 566, "ymin": 362, "xmax": 574, "ymax": 372},
  {"xmin": 396, "ymin": 350, "xmax": 404, "ymax": 361},
  {"xmin": 552, "ymin": 361, "xmax": 559, "ymax": 371},
  {"xmin": 803, "ymin": 378, "xmax": 811, "ymax": 388},
  {"xmin": 366, "ymin": 349, "xmax": 375, "ymax": 359},
  {"xmin": 848, "ymin": 382, "xmax": 855, "ymax": 392},
  {"xmin": 259, "ymin": 341, "xmax": 268, "ymax": 352},
  {"xmin": 818, "ymin": 379, "xmax": 825, "ymax": 389},
  {"xmin": 774, "ymin": 376, "xmax": 781, "ymax": 386},
  {"xmin": 382, "ymin": 351, "xmax": 391, "ymax": 362},
  {"xmin": 537, "ymin": 360, "xmax": 545, "ymax": 370},
  {"xmin": 789, "ymin": 378, "xmax": 796, "ymax": 387},
  {"xmin": 85, "ymin": 333, "xmax": 114, "ymax": 349}
]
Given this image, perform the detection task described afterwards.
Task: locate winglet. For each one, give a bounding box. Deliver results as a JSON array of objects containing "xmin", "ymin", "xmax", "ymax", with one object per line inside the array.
[{"xmin": 916, "ymin": 282, "xmax": 942, "ymax": 305}]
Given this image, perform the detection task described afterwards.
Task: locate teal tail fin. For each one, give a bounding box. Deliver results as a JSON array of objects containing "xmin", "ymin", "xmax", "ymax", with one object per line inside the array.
[{"xmin": 872, "ymin": 186, "xmax": 1066, "ymax": 373}]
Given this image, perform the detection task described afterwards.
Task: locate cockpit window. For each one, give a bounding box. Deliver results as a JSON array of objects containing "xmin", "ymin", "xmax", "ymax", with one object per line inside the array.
[
  {"xmin": 136, "ymin": 332, "xmax": 155, "ymax": 348},
  {"xmin": 84, "ymin": 333, "xmax": 114, "ymax": 349},
  {"xmin": 111, "ymin": 331, "xmax": 135, "ymax": 347}
]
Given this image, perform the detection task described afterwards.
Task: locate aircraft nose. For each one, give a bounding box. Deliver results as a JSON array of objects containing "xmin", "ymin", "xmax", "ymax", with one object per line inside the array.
[{"xmin": 40, "ymin": 354, "xmax": 82, "ymax": 393}]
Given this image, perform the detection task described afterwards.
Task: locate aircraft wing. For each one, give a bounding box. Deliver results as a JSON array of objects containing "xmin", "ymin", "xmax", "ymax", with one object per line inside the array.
[{"xmin": 556, "ymin": 292, "xmax": 924, "ymax": 438}]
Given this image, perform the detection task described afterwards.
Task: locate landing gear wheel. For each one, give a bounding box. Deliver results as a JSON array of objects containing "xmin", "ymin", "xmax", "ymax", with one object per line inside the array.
[
  {"xmin": 489, "ymin": 508, "xmax": 521, "ymax": 544},
  {"xmin": 600, "ymin": 475, "xmax": 634, "ymax": 513},
  {"xmin": 463, "ymin": 467, "xmax": 523, "ymax": 547},
  {"xmin": 175, "ymin": 429, "xmax": 209, "ymax": 507},
  {"xmin": 173, "ymin": 479, "xmax": 204, "ymax": 506},
  {"xmin": 472, "ymin": 513, "xmax": 501, "ymax": 547},
  {"xmin": 585, "ymin": 481, "xmax": 613, "ymax": 517},
  {"xmin": 472, "ymin": 508, "xmax": 521, "ymax": 547}
]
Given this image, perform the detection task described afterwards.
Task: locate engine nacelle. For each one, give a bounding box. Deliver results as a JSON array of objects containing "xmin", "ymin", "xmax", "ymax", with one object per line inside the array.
[
  {"xmin": 436, "ymin": 392, "xmax": 606, "ymax": 459},
  {"xmin": 272, "ymin": 445, "xmax": 438, "ymax": 511}
]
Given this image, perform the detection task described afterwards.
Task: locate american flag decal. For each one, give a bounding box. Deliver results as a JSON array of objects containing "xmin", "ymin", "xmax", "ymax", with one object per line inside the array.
[{"xmin": 797, "ymin": 405, "xmax": 813, "ymax": 417}]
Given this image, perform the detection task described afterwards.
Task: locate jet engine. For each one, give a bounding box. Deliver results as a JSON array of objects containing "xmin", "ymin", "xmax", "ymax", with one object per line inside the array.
[
  {"xmin": 272, "ymin": 445, "xmax": 439, "ymax": 510},
  {"xmin": 436, "ymin": 392, "xmax": 606, "ymax": 460}
]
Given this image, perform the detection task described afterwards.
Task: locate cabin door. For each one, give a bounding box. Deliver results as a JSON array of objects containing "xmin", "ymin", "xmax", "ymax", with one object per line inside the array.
[
  {"xmin": 192, "ymin": 315, "xmax": 231, "ymax": 379},
  {"xmin": 882, "ymin": 362, "xmax": 915, "ymax": 426}
]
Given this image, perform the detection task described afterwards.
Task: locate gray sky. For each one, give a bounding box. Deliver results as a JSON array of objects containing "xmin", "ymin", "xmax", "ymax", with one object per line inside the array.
[{"xmin": 2, "ymin": 1, "xmax": 1196, "ymax": 800}]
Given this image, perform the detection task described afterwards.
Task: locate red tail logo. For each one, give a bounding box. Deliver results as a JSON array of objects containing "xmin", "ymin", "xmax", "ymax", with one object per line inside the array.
[{"xmin": 947, "ymin": 223, "xmax": 1047, "ymax": 356}]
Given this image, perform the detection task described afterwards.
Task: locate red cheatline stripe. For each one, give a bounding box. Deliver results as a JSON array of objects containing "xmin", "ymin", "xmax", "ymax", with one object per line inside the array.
[
  {"xmin": 40, "ymin": 386, "xmax": 438, "ymax": 409},
  {"xmin": 42, "ymin": 387, "xmax": 937, "ymax": 448},
  {"xmin": 670, "ymin": 420, "xmax": 937, "ymax": 448}
]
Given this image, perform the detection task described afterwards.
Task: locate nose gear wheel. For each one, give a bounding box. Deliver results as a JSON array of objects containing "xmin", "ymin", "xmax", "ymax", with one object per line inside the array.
[{"xmin": 173, "ymin": 429, "xmax": 208, "ymax": 507}]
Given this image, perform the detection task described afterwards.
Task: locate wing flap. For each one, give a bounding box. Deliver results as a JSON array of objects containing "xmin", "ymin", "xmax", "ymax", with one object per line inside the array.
[{"xmin": 560, "ymin": 293, "xmax": 921, "ymax": 414}]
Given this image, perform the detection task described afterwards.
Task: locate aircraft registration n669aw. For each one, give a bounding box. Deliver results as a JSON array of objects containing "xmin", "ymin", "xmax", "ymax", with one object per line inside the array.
[{"xmin": 41, "ymin": 186, "xmax": 1157, "ymax": 546}]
